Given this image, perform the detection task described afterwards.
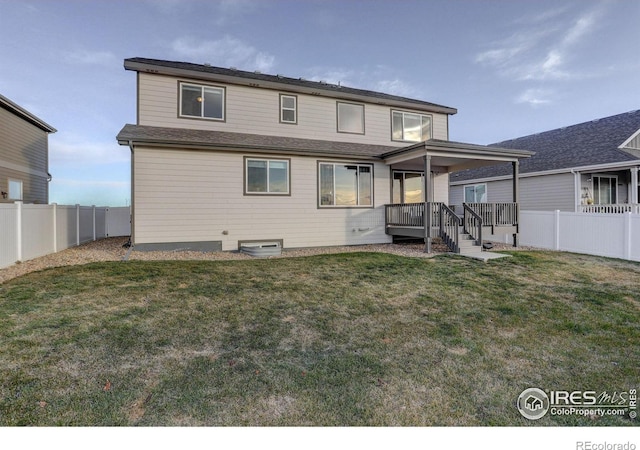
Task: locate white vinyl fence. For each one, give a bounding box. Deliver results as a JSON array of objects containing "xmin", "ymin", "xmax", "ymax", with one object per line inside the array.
[
  {"xmin": 518, "ymin": 210, "xmax": 640, "ymax": 262},
  {"xmin": 0, "ymin": 202, "xmax": 131, "ymax": 269}
]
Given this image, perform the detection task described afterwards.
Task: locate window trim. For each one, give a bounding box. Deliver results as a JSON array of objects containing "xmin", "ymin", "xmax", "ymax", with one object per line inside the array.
[
  {"xmin": 391, "ymin": 110, "xmax": 433, "ymax": 143},
  {"xmin": 336, "ymin": 101, "xmax": 365, "ymax": 135},
  {"xmin": 317, "ymin": 161, "xmax": 374, "ymax": 208},
  {"xmin": 244, "ymin": 157, "xmax": 291, "ymax": 196},
  {"xmin": 463, "ymin": 183, "xmax": 487, "ymax": 203},
  {"xmin": 279, "ymin": 94, "xmax": 298, "ymax": 124},
  {"xmin": 8, "ymin": 178, "xmax": 23, "ymax": 201},
  {"xmin": 178, "ymin": 81, "xmax": 226, "ymax": 121}
]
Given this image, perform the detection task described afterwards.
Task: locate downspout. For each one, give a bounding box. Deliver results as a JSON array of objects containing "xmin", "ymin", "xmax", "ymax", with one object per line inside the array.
[{"xmin": 128, "ymin": 140, "xmax": 135, "ymax": 249}]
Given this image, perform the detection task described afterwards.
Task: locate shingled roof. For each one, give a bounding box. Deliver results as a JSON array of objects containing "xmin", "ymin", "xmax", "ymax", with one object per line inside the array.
[
  {"xmin": 117, "ymin": 124, "xmax": 398, "ymax": 159},
  {"xmin": 124, "ymin": 57, "xmax": 457, "ymax": 115},
  {"xmin": 452, "ymin": 110, "xmax": 640, "ymax": 182}
]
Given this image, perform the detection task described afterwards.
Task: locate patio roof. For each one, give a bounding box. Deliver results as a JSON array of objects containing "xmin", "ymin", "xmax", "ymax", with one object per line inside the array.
[{"xmin": 381, "ymin": 139, "xmax": 534, "ymax": 172}]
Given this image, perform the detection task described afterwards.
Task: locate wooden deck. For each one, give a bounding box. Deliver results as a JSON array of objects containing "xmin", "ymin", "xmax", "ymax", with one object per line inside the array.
[{"xmin": 384, "ymin": 202, "xmax": 519, "ymax": 253}]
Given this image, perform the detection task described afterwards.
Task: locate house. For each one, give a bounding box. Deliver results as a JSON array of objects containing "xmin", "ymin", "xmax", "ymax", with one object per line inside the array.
[
  {"xmin": 450, "ymin": 110, "xmax": 640, "ymax": 214},
  {"xmin": 0, "ymin": 94, "xmax": 56, "ymax": 204},
  {"xmin": 116, "ymin": 58, "xmax": 532, "ymax": 254}
]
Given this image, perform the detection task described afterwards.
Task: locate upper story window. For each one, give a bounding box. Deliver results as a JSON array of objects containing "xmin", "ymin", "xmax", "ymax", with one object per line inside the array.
[
  {"xmin": 179, "ymin": 82, "xmax": 225, "ymax": 120},
  {"xmin": 392, "ymin": 111, "xmax": 432, "ymax": 142},
  {"xmin": 337, "ymin": 102, "xmax": 364, "ymax": 134},
  {"xmin": 280, "ymin": 94, "xmax": 297, "ymax": 124},
  {"xmin": 245, "ymin": 157, "xmax": 290, "ymax": 195}
]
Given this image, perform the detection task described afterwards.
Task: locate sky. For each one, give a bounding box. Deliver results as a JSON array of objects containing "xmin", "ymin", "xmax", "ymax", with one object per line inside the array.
[{"xmin": 1, "ymin": 0, "xmax": 638, "ymax": 207}]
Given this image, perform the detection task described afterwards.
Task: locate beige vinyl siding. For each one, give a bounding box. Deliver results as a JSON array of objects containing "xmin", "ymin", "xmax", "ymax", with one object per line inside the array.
[
  {"xmin": 433, "ymin": 172, "xmax": 449, "ymax": 203},
  {"xmin": 0, "ymin": 166, "xmax": 47, "ymax": 203},
  {"xmin": 138, "ymin": 73, "xmax": 449, "ymax": 145},
  {"xmin": 133, "ymin": 147, "xmax": 392, "ymax": 250},
  {"xmin": 0, "ymin": 107, "xmax": 49, "ymax": 204},
  {"xmin": 451, "ymin": 172, "xmax": 576, "ymax": 212}
]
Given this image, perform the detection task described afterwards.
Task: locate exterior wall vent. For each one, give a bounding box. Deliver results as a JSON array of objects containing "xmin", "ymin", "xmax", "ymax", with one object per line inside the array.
[{"xmin": 239, "ymin": 240, "xmax": 282, "ymax": 257}]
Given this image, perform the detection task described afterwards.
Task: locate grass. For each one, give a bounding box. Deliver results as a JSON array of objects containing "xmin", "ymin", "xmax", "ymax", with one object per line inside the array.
[{"xmin": 0, "ymin": 250, "xmax": 638, "ymax": 426}]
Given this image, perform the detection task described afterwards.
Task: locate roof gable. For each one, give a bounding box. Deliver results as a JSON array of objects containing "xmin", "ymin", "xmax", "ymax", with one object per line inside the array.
[
  {"xmin": 124, "ymin": 57, "xmax": 457, "ymax": 115},
  {"xmin": 452, "ymin": 110, "xmax": 640, "ymax": 182},
  {"xmin": 0, "ymin": 94, "xmax": 56, "ymax": 133}
]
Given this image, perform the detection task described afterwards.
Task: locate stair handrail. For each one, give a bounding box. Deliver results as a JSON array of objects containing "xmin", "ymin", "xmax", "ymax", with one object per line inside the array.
[
  {"xmin": 439, "ymin": 203, "xmax": 462, "ymax": 253},
  {"xmin": 463, "ymin": 203, "xmax": 483, "ymax": 246}
]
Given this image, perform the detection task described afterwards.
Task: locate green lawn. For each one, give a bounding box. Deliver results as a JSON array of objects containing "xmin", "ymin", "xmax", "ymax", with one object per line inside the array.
[{"xmin": 0, "ymin": 251, "xmax": 638, "ymax": 426}]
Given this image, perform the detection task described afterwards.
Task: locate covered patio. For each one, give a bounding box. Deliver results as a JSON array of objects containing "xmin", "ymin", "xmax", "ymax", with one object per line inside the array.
[{"xmin": 381, "ymin": 139, "xmax": 534, "ymax": 254}]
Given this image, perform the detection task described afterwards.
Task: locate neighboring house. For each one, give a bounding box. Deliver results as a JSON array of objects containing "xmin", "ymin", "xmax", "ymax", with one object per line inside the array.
[
  {"xmin": 450, "ymin": 110, "xmax": 640, "ymax": 214},
  {"xmin": 0, "ymin": 94, "xmax": 56, "ymax": 204},
  {"xmin": 117, "ymin": 58, "xmax": 531, "ymax": 254}
]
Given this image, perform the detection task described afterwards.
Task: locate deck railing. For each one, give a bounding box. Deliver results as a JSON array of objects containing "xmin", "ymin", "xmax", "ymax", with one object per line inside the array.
[
  {"xmin": 439, "ymin": 204, "xmax": 462, "ymax": 253},
  {"xmin": 579, "ymin": 204, "xmax": 640, "ymax": 214},
  {"xmin": 385, "ymin": 202, "xmax": 444, "ymax": 228},
  {"xmin": 464, "ymin": 203, "xmax": 518, "ymax": 226},
  {"xmin": 463, "ymin": 203, "xmax": 483, "ymax": 245}
]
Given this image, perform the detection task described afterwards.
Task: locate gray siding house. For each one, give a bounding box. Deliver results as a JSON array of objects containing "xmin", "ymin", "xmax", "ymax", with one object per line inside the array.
[
  {"xmin": 0, "ymin": 94, "xmax": 56, "ymax": 204},
  {"xmin": 451, "ymin": 110, "xmax": 640, "ymax": 214},
  {"xmin": 117, "ymin": 58, "xmax": 531, "ymax": 254}
]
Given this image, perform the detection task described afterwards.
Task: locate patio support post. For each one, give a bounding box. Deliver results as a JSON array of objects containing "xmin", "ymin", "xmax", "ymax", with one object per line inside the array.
[
  {"xmin": 423, "ymin": 154, "xmax": 432, "ymax": 253},
  {"xmin": 630, "ymin": 167, "xmax": 638, "ymax": 205},
  {"xmin": 512, "ymin": 160, "xmax": 519, "ymax": 247}
]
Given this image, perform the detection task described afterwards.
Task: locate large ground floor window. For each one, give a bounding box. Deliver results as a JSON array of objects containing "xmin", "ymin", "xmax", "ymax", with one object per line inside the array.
[
  {"xmin": 464, "ymin": 183, "xmax": 487, "ymax": 203},
  {"xmin": 392, "ymin": 171, "xmax": 424, "ymax": 204},
  {"xmin": 319, "ymin": 162, "xmax": 372, "ymax": 207}
]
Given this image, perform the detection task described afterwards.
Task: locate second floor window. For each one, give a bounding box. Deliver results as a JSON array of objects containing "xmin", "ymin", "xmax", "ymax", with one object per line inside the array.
[
  {"xmin": 180, "ymin": 82, "xmax": 225, "ymax": 120},
  {"xmin": 392, "ymin": 111, "xmax": 432, "ymax": 142},
  {"xmin": 337, "ymin": 102, "xmax": 364, "ymax": 134},
  {"xmin": 280, "ymin": 94, "xmax": 297, "ymax": 124}
]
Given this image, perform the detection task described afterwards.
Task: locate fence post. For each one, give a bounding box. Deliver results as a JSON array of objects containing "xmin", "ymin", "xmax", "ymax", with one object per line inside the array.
[
  {"xmin": 554, "ymin": 210, "xmax": 560, "ymax": 250},
  {"xmin": 52, "ymin": 203, "xmax": 58, "ymax": 253},
  {"xmin": 92, "ymin": 205, "xmax": 96, "ymax": 241},
  {"xmin": 624, "ymin": 212, "xmax": 632, "ymax": 260},
  {"xmin": 15, "ymin": 201, "xmax": 23, "ymax": 262},
  {"xmin": 76, "ymin": 204, "xmax": 80, "ymax": 246}
]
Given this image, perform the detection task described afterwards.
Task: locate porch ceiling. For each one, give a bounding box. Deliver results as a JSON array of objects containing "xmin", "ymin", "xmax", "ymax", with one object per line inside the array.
[{"xmin": 382, "ymin": 139, "xmax": 534, "ymax": 172}]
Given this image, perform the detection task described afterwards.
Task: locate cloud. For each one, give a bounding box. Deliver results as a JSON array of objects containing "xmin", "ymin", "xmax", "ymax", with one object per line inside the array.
[
  {"xmin": 475, "ymin": 4, "xmax": 606, "ymax": 82},
  {"xmin": 63, "ymin": 49, "xmax": 117, "ymax": 67},
  {"xmin": 171, "ymin": 36, "xmax": 275, "ymax": 72},
  {"xmin": 516, "ymin": 88, "xmax": 553, "ymax": 106},
  {"xmin": 305, "ymin": 65, "xmax": 420, "ymax": 99}
]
